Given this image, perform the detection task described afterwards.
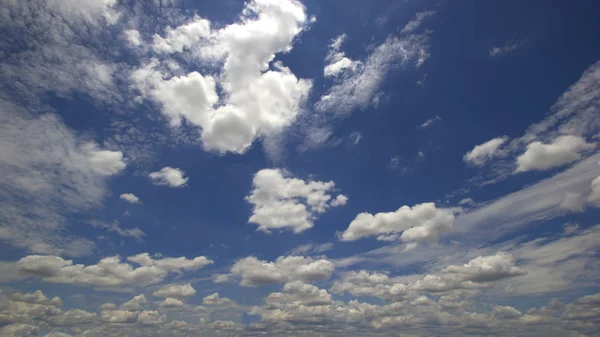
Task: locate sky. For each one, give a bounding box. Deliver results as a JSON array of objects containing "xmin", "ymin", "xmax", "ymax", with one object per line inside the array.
[{"xmin": 0, "ymin": 0, "xmax": 600, "ymax": 336}]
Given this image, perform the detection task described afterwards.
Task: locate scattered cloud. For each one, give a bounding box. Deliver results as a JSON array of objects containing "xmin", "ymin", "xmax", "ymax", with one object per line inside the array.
[
  {"xmin": 463, "ymin": 136, "xmax": 509, "ymax": 166},
  {"xmin": 152, "ymin": 283, "xmax": 197, "ymax": 298},
  {"xmin": 246, "ymin": 169, "xmax": 347, "ymax": 233},
  {"xmin": 120, "ymin": 193, "xmax": 141, "ymax": 204},
  {"xmin": 490, "ymin": 40, "xmax": 524, "ymax": 56},
  {"xmin": 149, "ymin": 167, "xmax": 189, "ymax": 187},
  {"xmin": 420, "ymin": 115, "xmax": 442, "ymax": 128}
]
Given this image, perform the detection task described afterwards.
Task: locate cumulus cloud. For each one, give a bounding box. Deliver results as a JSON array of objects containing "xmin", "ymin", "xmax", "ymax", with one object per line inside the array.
[
  {"xmin": 120, "ymin": 193, "xmax": 141, "ymax": 204},
  {"xmin": 120, "ymin": 294, "xmax": 147, "ymax": 312},
  {"xmin": 246, "ymin": 169, "xmax": 347, "ymax": 233},
  {"xmin": 443, "ymin": 252, "xmax": 526, "ymax": 283},
  {"xmin": 202, "ymin": 293, "xmax": 234, "ymax": 306},
  {"xmin": 0, "ymin": 99, "xmax": 126, "ymax": 256},
  {"xmin": 148, "ymin": 167, "xmax": 189, "ymax": 187},
  {"xmin": 323, "ymin": 34, "xmax": 363, "ymax": 78},
  {"xmin": 340, "ymin": 202, "xmax": 455, "ymax": 244},
  {"xmin": 159, "ymin": 297, "xmax": 183, "ymax": 309},
  {"xmin": 127, "ymin": 253, "xmax": 212, "ymax": 272},
  {"xmin": 515, "ymin": 135, "xmax": 595, "ymax": 172},
  {"xmin": 152, "ymin": 283, "xmax": 196, "ymax": 298},
  {"xmin": 14, "ymin": 254, "xmax": 210, "ymax": 289},
  {"xmin": 463, "ymin": 136, "xmax": 509, "ymax": 166},
  {"xmin": 215, "ymin": 255, "xmax": 334, "ymax": 287},
  {"xmin": 132, "ymin": 0, "xmax": 312, "ymax": 154}
]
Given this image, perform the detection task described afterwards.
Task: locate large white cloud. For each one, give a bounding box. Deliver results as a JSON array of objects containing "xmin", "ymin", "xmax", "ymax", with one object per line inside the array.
[
  {"xmin": 246, "ymin": 169, "xmax": 347, "ymax": 233},
  {"xmin": 0, "ymin": 99, "xmax": 126, "ymax": 256},
  {"xmin": 215, "ymin": 255, "xmax": 334, "ymax": 287},
  {"xmin": 340, "ymin": 202, "xmax": 455, "ymax": 244},
  {"xmin": 515, "ymin": 135, "xmax": 595, "ymax": 172},
  {"xmin": 14, "ymin": 253, "xmax": 211, "ymax": 289},
  {"xmin": 131, "ymin": 0, "xmax": 312, "ymax": 154}
]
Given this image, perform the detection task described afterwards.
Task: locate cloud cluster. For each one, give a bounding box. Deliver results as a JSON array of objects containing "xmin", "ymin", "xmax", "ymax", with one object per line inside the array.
[
  {"xmin": 131, "ymin": 0, "xmax": 312, "ymax": 154},
  {"xmin": 0, "ymin": 99, "xmax": 126, "ymax": 256},
  {"xmin": 215, "ymin": 255, "xmax": 334, "ymax": 287},
  {"xmin": 340, "ymin": 202, "xmax": 455, "ymax": 244},
  {"xmin": 13, "ymin": 253, "xmax": 211, "ymax": 289},
  {"xmin": 246, "ymin": 169, "xmax": 347, "ymax": 233}
]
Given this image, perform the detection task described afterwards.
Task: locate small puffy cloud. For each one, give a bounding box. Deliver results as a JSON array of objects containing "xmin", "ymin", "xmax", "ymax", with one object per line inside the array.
[
  {"xmin": 246, "ymin": 169, "xmax": 346, "ymax": 233},
  {"xmin": 120, "ymin": 193, "xmax": 141, "ymax": 204},
  {"xmin": 265, "ymin": 281, "xmax": 333, "ymax": 307},
  {"xmin": 463, "ymin": 136, "xmax": 509, "ymax": 166},
  {"xmin": 340, "ymin": 202, "xmax": 455, "ymax": 244},
  {"xmin": 159, "ymin": 297, "xmax": 184, "ymax": 309},
  {"xmin": 443, "ymin": 252, "xmax": 526, "ymax": 283},
  {"xmin": 148, "ymin": 167, "xmax": 189, "ymax": 187},
  {"xmin": 202, "ymin": 293, "xmax": 234, "ymax": 306},
  {"xmin": 563, "ymin": 222, "xmax": 580, "ymax": 235},
  {"xmin": 152, "ymin": 283, "xmax": 196, "ymax": 298},
  {"xmin": 515, "ymin": 135, "xmax": 595, "ymax": 172},
  {"xmin": 216, "ymin": 256, "xmax": 334, "ymax": 287}
]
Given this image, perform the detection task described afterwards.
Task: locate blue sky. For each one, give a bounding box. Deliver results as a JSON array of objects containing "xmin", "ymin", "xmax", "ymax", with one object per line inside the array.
[{"xmin": 1, "ymin": 0, "xmax": 600, "ymax": 336}]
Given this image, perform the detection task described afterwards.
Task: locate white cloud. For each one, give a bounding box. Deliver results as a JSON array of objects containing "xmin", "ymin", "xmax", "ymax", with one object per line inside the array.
[
  {"xmin": 559, "ymin": 192, "xmax": 585, "ymax": 212},
  {"xmin": 289, "ymin": 242, "xmax": 334, "ymax": 255},
  {"xmin": 400, "ymin": 10, "xmax": 436, "ymax": 34},
  {"xmin": 120, "ymin": 193, "xmax": 141, "ymax": 204},
  {"xmin": 216, "ymin": 255, "xmax": 334, "ymax": 287},
  {"xmin": 49, "ymin": 309, "xmax": 96, "ymax": 326},
  {"xmin": 323, "ymin": 34, "xmax": 363, "ymax": 78},
  {"xmin": 14, "ymin": 253, "xmax": 210, "ymax": 289},
  {"xmin": 148, "ymin": 167, "xmax": 189, "ymax": 187},
  {"xmin": 589, "ymin": 176, "xmax": 600, "ymax": 206},
  {"xmin": 0, "ymin": 99, "xmax": 125, "ymax": 256},
  {"xmin": 202, "ymin": 293, "xmax": 234, "ymax": 306},
  {"xmin": 515, "ymin": 135, "xmax": 595, "ymax": 172},
  {"xmin": 490, "ymin": 41, "xmax": 523, "ymax": 56},
  {"xmin": 264, "ymin": 281, "xmax": 333, "ymax": 307},
  {"xmin": 137, "ymin": 310, "xmax": 167, "ymax": 325},
  {"xmin": 159, "ymin": 297, "xmax": 183, "ymax": 309},
  {"xmin": 443, "ymin": 252, "xmax": 526, "ymax": 283},
  {"xmin": 463, "ymin": 136, "xmax": 509, "ymax": 166},
  {"xmin": 99, "ymin": 309, "xmax": 138, "ymax": 323},
  {"xmin": 127, "ymin": 253, "xmax": 213, "ymax": 272},
  {"xmin": 132, "ymin": 0, "xmax": 312, "ymax": 154},
  {"xmin": 0, "ymin": 0, "xmax": 121, "ymax": 104},
  {"xmin": 420, "ymin": 115, "xmax": 442, "ymax": 128},
  {"xmin": 246, "ymin": 169, "xmax": 346, "ymax": 233},
  {"xmin": 11, "ymin": 291, "xmax": 62, "ymax": 306},
  {"xmin": 340, "ymin": 202, "xmax": 455, "ymax": 244},
  {"xmin": 456, "ymin": 153, "xmax": 600, "ymax": 237},
  {"xmin": 315, "ymin": 25, "xmax": 430, "ymax": 114},
  {"xmin": 152, "ymin": 283, "xmax": 196, "ymax": 298},
  {"xmin": 120, "ymin": 294, "xmax": 146, "ymax": 311},
  {"xmin": 90, "ymin": 221, "xmax": 145, "ymax": 240}
]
